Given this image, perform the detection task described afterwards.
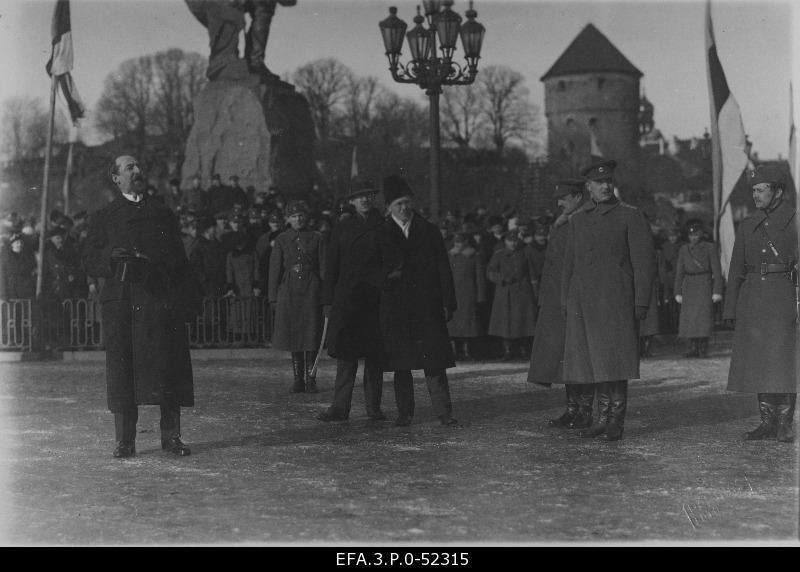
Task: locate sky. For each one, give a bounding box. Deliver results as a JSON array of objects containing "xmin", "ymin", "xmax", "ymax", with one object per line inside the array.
[{"xmin": 0, "ymin": 0, "xmax": 795, "ymax": 159}]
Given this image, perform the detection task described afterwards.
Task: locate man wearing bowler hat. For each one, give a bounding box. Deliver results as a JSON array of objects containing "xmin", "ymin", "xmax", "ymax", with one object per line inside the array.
[
  {"xmin": 561, "ymin": 159, "xmax": 655, "ymax": 441},
  {"xmin": 378, "ymin": 175, "xmax": 458, "ymax": 427},
  {"xmin": 528, "ymin": 178, "xmax": 596, "ymax": 430},
  {"xmin": 83, "ymin": 155, "xmax": 199, "ymax": 458},
  {"xmin": 317, "ymin": 177, "xmax": 386, "ymax": 422},
  {"xmin": 724, "ymin": 164, "xmax": 797, "ymax": 443}
]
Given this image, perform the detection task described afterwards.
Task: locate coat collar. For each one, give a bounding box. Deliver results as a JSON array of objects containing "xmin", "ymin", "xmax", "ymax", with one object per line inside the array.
[
  {"xmin": 751, "ymin": 199, "xmax": 796, "ymax": 232},
  {"xmin": 584, "ymin": 198, "xmax": 621, "ymax": 215}
]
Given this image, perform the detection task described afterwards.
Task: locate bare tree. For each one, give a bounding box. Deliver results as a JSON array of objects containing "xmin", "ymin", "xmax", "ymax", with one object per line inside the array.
[
  {"xmin": 477, "ymin": 65, "xmax": 542, "ymax": 154},
  {"xmin": 441, "ymin": 83, "xmax": 484, "ymax": 149},
  {"xmin": 1, "ymin": 96, "xmax": 68, "ymax": 161},
  {"xmin": 292, "ymin": 58, "xmax": 352, "ymax": 143},
  {"xmin": 340, "ymin": 75, "xmax": 382, "ymax": 142}
]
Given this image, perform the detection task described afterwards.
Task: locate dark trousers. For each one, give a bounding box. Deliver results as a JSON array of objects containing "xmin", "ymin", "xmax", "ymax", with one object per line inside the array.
[
  {"xmin": 327, "ymin": 357, "xmax": 383, "ymax": 418},
  {"xmin": 393, "ymin": 369, "xmax": 453, "ymax": 419},
  {"xmin": 114, "ymin": 403, "xmax": 181, "ymax": 444}
]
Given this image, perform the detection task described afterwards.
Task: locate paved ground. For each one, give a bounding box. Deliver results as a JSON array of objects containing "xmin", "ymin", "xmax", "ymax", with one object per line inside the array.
[{"xmin": 0, "ymin": 339, "xmax": 797, "ymax": 545}]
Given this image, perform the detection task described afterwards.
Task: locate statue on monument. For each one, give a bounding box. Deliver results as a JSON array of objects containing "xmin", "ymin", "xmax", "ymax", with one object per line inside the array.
[{"xmin": 185, "ymin": 0, "xmax": 297, "ymax": 82}]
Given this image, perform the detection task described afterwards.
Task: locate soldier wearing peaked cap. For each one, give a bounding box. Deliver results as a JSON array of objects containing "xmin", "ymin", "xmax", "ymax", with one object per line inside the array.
[
  {"xmin": 528, "ymin": 178, "xmax": 597, "ymax": 430},
  {"xmin": 560, "ymin": 159, "xmax": 656, "ymax": 441},
  {"xmin": 724, "ymin": 164, "xmax": 797, "ymax": 443}
]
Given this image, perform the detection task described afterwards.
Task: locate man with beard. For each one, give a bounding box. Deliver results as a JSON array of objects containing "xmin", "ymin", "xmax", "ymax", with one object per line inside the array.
[
  {"xmin": 561, "ymin": 160, "xmax": 655, "ymax": 441},
  {"xmin": 528, "ymin": 179, "xmax": 596, "ymax": 430},
  {"xmin": 378, "ymin": 175, "xmax": 458, "ymax": 427},
  {"xmin": 83, "ymin": 155, "xmax": 198, "ymax": 458},
  {"xmin": 317, "ymin": 178, "xmax": 386, "ymax": 422},
  {"xmin": 724, "ymin": 165, "xmax": 797, "ymax": 443}
]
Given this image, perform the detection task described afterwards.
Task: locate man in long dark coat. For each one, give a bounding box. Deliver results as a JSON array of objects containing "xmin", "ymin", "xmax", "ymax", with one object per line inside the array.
[
  {"xmin": 527, "ymin": 179, "xmax": 595, "ymax": 429},
  {"xmin": 561, "ymin": 160, "xmax": 655, "ymax": 441},
  {"xmin": 317, "ymin": 178, "xmax": 386, "ymax": 422},
  {"xmin": 378, "ymin": 175, "xmax": 458, "ymax": 427},
  {"xmin": 83, "ymin": 155, "xmax": 198, "ymax": 458},
  {"xmin": 724, "ymin": 165, "xmax": 797, "ymax": 443}
]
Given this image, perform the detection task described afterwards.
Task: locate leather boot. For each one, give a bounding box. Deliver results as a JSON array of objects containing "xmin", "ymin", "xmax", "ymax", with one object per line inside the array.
[
  {"xmin": 304, "ymin": 351, "xmax": 318, "ymax": 393},
  {"xmin": 697, "ymin": 338, "xmax": 709, "ymax": 358},
  {"xmin": 743, "ymin": 393, "xmax": 778, "ymax": 440},
  {"xmin": 548, "ymin": 385, "xmax": 579, "ymax": 428},
  {"xmin": 580, "ymin": 383, "xmax": 610, "ymax": 438},
  {"xmin": 290, "ymin": 352, "xmax": 305, "ymax": 393},
  {"xmin": 113, "ymin": 408, "xmax": 138, "ymax": 458},
  {"xmin": 569, "ymin": 384, "xmax": 594, "ymax": 429},
  {"xmin": 776, "ymin": 393, "xmax": 796, "ymax": 443},
  {"xmin": 604, "ymin": 380, "xmax": 628, "ymax": 441},
  {"xmin": 501, "ymin": 340, "xmax": 513, "ymax": 361},
  {"xmin": 684, "ymin": 339, "xmax": 699, "ymax": 358}
]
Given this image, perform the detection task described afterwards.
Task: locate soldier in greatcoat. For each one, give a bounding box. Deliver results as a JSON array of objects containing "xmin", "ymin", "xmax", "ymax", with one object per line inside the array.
[
  {"xmin": 268, "ymin": 200, "xmax": 324, "ymax": 393},
  {"xmin": 82, "ymin": 155, "xmax": 199, "ymax": 458},
  {"xmin": 561, "ymin": 160, "xmax": 655, "ymax": 441},
  {"xmin": 674, "ymin": 223, "xmax": 723, "ymax": 358},
  {"xmin": 377, "ymin": 175, "xmax": 458, "ymax": 427},
  {"xmin": 447, "ymin": 232, "xmax": 486, "ymax": 361},
  {"xmin": 724, "ymin": 165, "xmax": 797, "ymax": 443},
  {"xmin": 528, "ymin": 179, "xmax": 596, "ymax": 429},
  {"xmin": 317, "ymin": 178, "xmax": 386, "ymax": 422}
]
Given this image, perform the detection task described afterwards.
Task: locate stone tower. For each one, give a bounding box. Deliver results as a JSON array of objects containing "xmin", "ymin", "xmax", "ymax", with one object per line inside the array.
[{"xmin": 541, "ymin": 24, "xmax": 643, "ymax": 200}]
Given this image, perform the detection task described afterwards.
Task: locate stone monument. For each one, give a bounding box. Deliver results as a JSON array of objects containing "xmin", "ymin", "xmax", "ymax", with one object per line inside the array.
[{"xmin": 182, "ymin": 0, "xmax": 313, "ymax": 199}]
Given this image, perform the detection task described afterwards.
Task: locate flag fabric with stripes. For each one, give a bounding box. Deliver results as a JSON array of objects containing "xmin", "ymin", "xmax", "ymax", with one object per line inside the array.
[
  {"xmin": 46, "ymin": 0, "xmax": 85, "ymax": 124},
  {"xmin": 705, "ymin": 0, "xmax": 749, "ymax": 278}
]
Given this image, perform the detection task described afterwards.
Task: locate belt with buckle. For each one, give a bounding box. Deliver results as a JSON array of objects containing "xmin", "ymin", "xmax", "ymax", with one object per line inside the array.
[
  {"xmin": 291, "ymin": 263, "xmax": 304, "ymax": 273},
  {"xmin": 745, "ymin": 263, "xmax": 790, "ymax": 275}
]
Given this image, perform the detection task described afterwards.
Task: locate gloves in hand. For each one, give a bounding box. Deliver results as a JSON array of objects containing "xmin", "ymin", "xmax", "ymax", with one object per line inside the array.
[
  {"xmin": 712, "ymin": 294, "xmax": 723, "ymax": 303},
  {"xmin": 323, "ymin": 305, "xmax": 331, "ymax": 319},
  {"xmin": 674, "ymin": 294, "xmax": 683, "ymax": 304},
  {"xmin": 635, "ymin": 305, "xmax": 648, "ymax": 321}
]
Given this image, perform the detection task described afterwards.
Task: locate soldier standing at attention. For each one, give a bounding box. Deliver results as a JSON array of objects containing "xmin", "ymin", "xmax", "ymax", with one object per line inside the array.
[
  {"xmin": 724, "ymin": 165, "xmax": 797, "ymax": 443},
  {"xmin": 674, "ymin": 223, "xmax": 723, "ymax": 358},
  {"xmin": 561, "ymin": 160, "xmax": 655, "ymax": 441},
  {"xmin": 268, "ymin": 200, "xmax": 325, "ymax": 393}
]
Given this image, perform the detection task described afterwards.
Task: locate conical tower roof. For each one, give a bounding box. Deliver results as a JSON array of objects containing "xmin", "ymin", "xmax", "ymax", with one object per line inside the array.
[{"xmin": 540, "ymin": 23, "xmax": 642, "ymax": 81}]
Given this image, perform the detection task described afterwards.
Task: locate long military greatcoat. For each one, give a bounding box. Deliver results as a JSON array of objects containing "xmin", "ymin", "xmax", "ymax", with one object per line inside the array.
[
  {"xmin": 268, "ymin": 227, "xmax": 324, "ymax": 352},
  {"xmin": 82, "ymin": 195, "xmax": 196, "ymax": 412},
  {"xmin": 378, "ymin": 214, "xmax": 456, "ymax": 372},
  {"xmin": 321, "ymin": 210, "xmax": 384, "ymax": 361},
  {"xmin": 675, "ymin": 240, "xmax": 723, "ymax": 338},
  {"xmin": 487, "ymin": 246, "xmax": 537, "ymax": 339},
  {"xmin": 723, "ymin": 200, "xmax": 798, "ymax": 393},
  {"xmin": 528, "ymin": 214, "xmax": 570, "ymax": 385},
  {"xmin": 561, "ymin": 199, "xmax": 655, "ymax": 383},
  {"xmin": 446, "ymin": 245, "xmax": 486, "ymax": 338}
]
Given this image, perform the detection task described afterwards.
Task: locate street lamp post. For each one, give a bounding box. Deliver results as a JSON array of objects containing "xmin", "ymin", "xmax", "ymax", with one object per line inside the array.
[{"xmin": 379, "ymin": 0, "xmax": 485, "ymax": 220}]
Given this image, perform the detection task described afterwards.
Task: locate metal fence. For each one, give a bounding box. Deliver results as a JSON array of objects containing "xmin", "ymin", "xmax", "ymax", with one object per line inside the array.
[{"xmin": 0, "ymin": 296, "xmax": 272, "ymax": 352}]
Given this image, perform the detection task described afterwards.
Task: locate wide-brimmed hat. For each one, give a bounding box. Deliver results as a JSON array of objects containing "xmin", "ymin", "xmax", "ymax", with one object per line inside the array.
[{"xmin": 382, "ymin": 175, "xmax": 414, "ymax": 206}]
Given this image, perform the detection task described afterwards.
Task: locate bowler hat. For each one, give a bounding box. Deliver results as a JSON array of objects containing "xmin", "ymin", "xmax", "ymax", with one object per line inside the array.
[
  {"xmin": 553, "ymin": 178, "xmax": 586, "ymax": 198},
  {"xmin": 347, "ymin": 177, "xmax": 377, "ymax": 200},
  {"xmin": 382, "ymin": 175, "xmax": 414, "ymax": 207},
  {"xmin": 580, "ymin": 159, "xmax": 617, "ymax": 181},
  {"xmin": 748, "ymin": 164, "xmax": 787, "ymax": 187}
]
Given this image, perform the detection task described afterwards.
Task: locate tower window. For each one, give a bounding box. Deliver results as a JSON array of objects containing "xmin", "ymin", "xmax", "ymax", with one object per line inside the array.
[
  {"xmin": 588, "ymin": 117, "xmax": 597, "ymax": 128},
  {"xmin": 597, "ymin": 78, "xmax": 605, "ymax": 90},
  {"xmin": 566, "ymin": 118, "xmax": 575, "ymax": 128}
]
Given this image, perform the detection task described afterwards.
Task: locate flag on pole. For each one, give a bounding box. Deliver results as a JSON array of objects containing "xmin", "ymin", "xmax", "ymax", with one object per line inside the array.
[
  {"xmin": 46, "ymin": 0, "xmax": 85, "ymax": 124},
  {"xmin": 705, "ymin": 0, "xmax": 749, "ymax": 278}
]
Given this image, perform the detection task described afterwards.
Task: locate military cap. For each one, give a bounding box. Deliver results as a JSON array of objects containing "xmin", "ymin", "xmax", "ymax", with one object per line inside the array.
[
  {"xmin": 487, "ymin": 215, "xmax": 503, "ymax": 227},
  {"xmin": 580, "ymin": 159, "xmax": 617, "ymax": 181},
  {"xmin": 197, "ymin": 217, "xmax": 216, "ymax": 233},
  {"xmin": 214, "ymin": 210, "xmax": 230, "ymax": 221},
  {"xmin": 553, "ymin": 178, "xmax": 586, "ymax": 198},
  {"xmin": 286, "ymin": 200, "xmax": 309, "ymax": 216},
  {"xmin": 268, "ymin": 210, "xmax": 283, "ymax": 222},
  {"xmin": 382, "ymin": 175, "xmax": 414, "ymax": 206},
  {"xmin": 748, "ymin": 164, "xmax": 787, "ymax": 187},
  {"xmin": 346, "ymin": 177, "xmax": 378, "ymax": 200},
  {"xmin": 687, "ymin": 222, "xmax": 705, "ymax": 235},
  {"xmin": 247, "ymin": 207, "xmax": 261, "ymax": 219},
  {"xmin": 212, "ymin": 173, "xmax": 222, "ymax": 181},
  {"xmin": 169, "ymin": 178, "xmax": 180, "ymax": 187},
  {"xmin": 9, "ymin": 232, "xmax": 24, "ymax": 245},
  {"xmin": 47, "ymin": 226, "xmax": 66, "ymax": 238},
  {"xmin": 462, "ymin": 222, "xmax": 482, "ymax": 236},
  {"xmin": 502, "ymin": 230, "xmax": 521, "ymax": 242}
]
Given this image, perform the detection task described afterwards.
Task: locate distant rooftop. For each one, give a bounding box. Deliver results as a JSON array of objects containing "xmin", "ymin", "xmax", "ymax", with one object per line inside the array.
[{"xmin": 541, "ymin": 23, "xmax": 643, "ymax": 81}]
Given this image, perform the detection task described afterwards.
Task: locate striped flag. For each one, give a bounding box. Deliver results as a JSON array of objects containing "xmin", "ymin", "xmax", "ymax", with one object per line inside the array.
[
  {"xmin": 46, "ymin": 0, "xmax": 85, "ymax": 124},
  {"xmin": 705, "ymin": 0, "xmax": 748, "ymax": 279}
]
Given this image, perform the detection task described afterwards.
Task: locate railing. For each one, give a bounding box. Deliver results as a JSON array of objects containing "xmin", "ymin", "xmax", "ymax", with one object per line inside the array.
[{"xmin": 0, "ymin": 296, "xmax": 272, "ymax": 352}]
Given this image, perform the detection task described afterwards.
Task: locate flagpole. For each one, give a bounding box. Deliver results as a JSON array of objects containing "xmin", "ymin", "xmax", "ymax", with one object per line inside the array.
[
  {"xmin": 62, "ymin": 139, "xmax": 74, "ymax": 215},
  {"xmin": 36, "ymin": 75, "xmax": 58, "ymax": 299}
]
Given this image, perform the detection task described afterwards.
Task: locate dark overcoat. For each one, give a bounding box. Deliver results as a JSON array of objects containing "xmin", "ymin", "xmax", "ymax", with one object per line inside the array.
[
  {"xmin": 447, "ymin": 246, "xmax": 486, "ymax": 338},
  {"xmin": 528, "ymin": 214, "xmax": 570, "ymax": 385},
  {"xmin": 723, "ymin": 200, "xmax": 798, "ymax": 393},
  {"xmin": 190, "ymin": 236, "xmax": 228, "ymax": 297},
  {"xmin": 378, "ymin": 214, "xmax": 456, "ymax": 372},
  {"xmin": 0, "ymin": 247, "xmax": 36, "ymax": 299},
  {"xmin": 321, "ymin": 210, "xmax": 384, "ymax": 361},
  {"xmin": 561, "ymin": 199, "xmax": 655, "ymax": 383},
  {"xmin": 82, "ymin": 196, "xmax": 196, "ymax": 412},
  {"xmin": 675, "ymin": 241, "xmax": 723, "ymax": 338},
  {"xmin": 268, "ymin": 228, "xmax": 324, "ymax": 351},
  {"xmin": 487, "ymin": 246, "xmax": 538, "ymax": 338}
]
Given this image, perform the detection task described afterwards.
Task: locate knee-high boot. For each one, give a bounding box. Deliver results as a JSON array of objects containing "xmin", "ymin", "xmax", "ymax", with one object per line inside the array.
[
  {"xmin": 604, "ymin": 380, "xmax": 628, "ymax": 441},
  {"xmin": 580, "ymin": 383, "xmax": 610, "ymax": 438},
  {"xmin": 290, "ymin": 352, "xmax": 305, "ymax": 393},
  {"xmin": 304, "ymin": 351, "xmax": 318, "ymax": 393},
  {"xmin": 569, "ymin": 384, "xmax": 595, "ymax": 429},
  {"xmin": 548, "ymin": 384, "xmax": 579, "ymax": 428},
  {"xmin": 743, "ymin": 393, "xmax": 778, "ymax": 440},
  {"xmin": 776, "ymin": 393, "xmax": 796, "ymax": 443}
]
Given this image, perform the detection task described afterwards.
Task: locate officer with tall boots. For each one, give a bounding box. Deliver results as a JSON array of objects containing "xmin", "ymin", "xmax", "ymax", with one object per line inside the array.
[
  {"xmin": 561, "ymin": 160, "xmax": 655, "ymax": 441},
  {"xmin": 317, "ymin": 178, "xmax": 386, "ymax": 422},
  {"xmin": 527, "ymin": 179, "xmax": 594, "ymax": 429},
  {"xmin": 724, "ymin": 165, "xmax": 797, "ymax": 443},
  {"xmin": 83, "ymin": 156, "xmax": 198, "ymax": 458}
]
